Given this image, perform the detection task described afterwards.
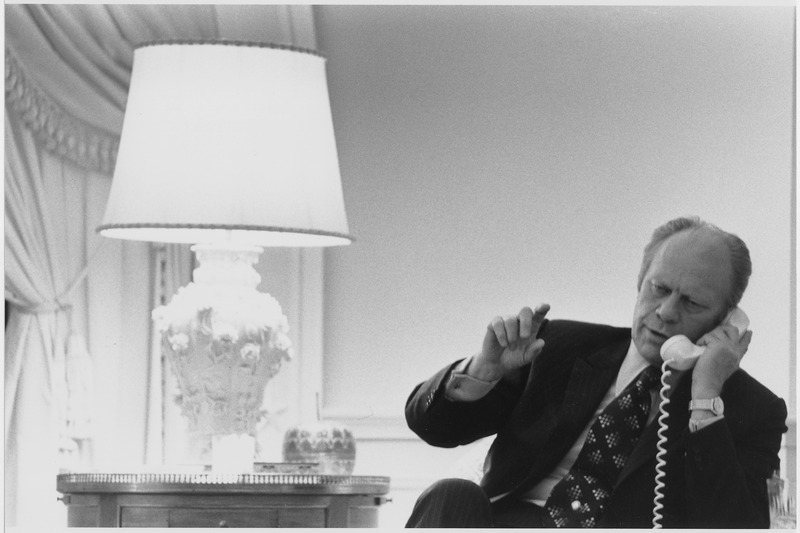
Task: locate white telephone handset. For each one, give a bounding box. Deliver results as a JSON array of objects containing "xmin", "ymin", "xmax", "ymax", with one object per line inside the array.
[
  {"xmin": 652, "ymin": 307, "xmax": 749, "ymax": 528},
  {"xmin": 659, "ymin": 307, "xmax": 750, "ymax": 370}
]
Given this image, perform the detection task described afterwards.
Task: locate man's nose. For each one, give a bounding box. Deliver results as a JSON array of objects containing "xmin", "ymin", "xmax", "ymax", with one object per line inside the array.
[{"xmin": 657, "ymin": 293, "xmax": 681, "ymax": 323}]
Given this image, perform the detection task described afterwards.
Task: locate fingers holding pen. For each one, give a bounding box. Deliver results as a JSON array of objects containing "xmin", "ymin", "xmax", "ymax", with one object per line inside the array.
[
  {"xmin": 489, "ymin": 313, "xmax": 522, "ymax": 350},
  {"xmin": 490, "ymin": 303, "xmax": 551, "ymax": 351},
  {"xmin": 478, "ymin": 304, "xmax": 551, "ymax": 378},
  {"xmin": 530, "ymin": 302, "xmax": 551, "ymax": 335},
  {"xmin": 519, "ymin": 303, "xmax": 551, "ymax": 340}
]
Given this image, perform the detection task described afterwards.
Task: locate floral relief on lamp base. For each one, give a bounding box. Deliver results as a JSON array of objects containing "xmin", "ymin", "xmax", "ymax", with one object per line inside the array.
[{"xmin": 153, "ymin": 244, "xmax": 292, "ymax": 473}]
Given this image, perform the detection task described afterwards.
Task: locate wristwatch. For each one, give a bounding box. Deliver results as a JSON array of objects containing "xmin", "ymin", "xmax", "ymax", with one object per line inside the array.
[{"xmin": 689, "ymin": 397, "xmax": 724, "ymax": 416}]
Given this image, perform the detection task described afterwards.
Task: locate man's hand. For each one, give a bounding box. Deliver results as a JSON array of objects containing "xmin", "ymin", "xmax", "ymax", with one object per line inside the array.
[
  {"xmin": 468, "ymin": 304, "xmax": 551, "ymax": 382},
  {"xmin": 691, "ymin": 325, "xmax": 753, "ymax": 399}
]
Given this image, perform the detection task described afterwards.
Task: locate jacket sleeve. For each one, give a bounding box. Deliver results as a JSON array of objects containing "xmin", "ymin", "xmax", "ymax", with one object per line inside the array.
[
  {"xmin": 404, "ymin": 319, "xmax": 619, "ymax": 449},
  {"xmin": 682, "ymin": 390, "xmax": 787, "ymax": 528},
  {"xmin": 405, "ymin": 358, "xmax": 527, "ymax": 448}
]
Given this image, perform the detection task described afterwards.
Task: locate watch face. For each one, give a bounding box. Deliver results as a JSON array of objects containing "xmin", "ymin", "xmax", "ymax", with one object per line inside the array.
[{"xmin": 712, "ymin": 397, "xmax": 724, "ymax": 415}]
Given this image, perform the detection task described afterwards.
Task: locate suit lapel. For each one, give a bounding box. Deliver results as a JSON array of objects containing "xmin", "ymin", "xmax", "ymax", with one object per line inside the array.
[
  {"xmin": 510, "ymin": 337, "xmax": 629, "ymax": 496},
  {"xmin": 558, "ymin": 349, "xmax": 624, "ymax": 434}
]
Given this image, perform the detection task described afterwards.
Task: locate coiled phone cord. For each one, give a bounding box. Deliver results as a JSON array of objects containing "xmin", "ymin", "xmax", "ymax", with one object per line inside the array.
[{"xmin": 652, "ymin": 359, "xmax": 673, "ymax": 529}]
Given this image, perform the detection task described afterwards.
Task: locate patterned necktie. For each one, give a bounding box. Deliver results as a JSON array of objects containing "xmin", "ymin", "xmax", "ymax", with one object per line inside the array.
[{"xmin": 545, "ymin": 365, "xmax": 660, "ymax": 528}]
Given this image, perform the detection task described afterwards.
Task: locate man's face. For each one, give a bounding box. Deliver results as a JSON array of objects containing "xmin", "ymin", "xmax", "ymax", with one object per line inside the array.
[{"xmin": 632, "ymin": 230, "xmax": 733, "ymax": 365}]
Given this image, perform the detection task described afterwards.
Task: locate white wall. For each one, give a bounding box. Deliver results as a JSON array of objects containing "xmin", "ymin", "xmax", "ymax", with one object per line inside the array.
[{"xmin": 314, "ymin": 6, "xmax": 794, "ymax": 526}]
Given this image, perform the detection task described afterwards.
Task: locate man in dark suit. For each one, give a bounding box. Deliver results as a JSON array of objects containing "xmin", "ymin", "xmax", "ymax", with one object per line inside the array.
[{"xmin": 405, "ymin": 216, "xmax": 787, "ymax": 528}]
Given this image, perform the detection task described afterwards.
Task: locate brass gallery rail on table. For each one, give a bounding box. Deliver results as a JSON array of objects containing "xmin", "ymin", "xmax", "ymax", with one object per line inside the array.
[{"xmin": 56, "ymin": 473, "xmax": 391, "ymax": 528}]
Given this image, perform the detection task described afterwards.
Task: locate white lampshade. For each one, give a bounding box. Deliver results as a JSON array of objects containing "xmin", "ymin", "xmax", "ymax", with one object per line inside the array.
[{"xmin": 99, "ymin": 41, "xmax": 351, "ymax": 247}]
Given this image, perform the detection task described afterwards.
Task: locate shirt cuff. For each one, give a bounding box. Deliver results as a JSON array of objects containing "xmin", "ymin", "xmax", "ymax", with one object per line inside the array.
[
  {"xmin": 688, "ymin": 414, "xmax": 724, "ymax": 433},
  {"xmin": 444, "ymin": 357, "xmax": 500, "ymax": 401}
]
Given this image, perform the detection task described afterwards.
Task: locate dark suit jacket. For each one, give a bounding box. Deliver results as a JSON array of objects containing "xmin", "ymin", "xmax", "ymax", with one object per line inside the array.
[{"xmin": 406, "ymin": 319, "xmax": 788, "ymax": 528}]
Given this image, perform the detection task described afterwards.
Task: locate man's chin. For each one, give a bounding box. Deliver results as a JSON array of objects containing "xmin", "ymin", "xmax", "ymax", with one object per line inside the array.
[
  {"xmin": 641, "ymin": 350, "xmax": 664, "ymax": 367},
  {"xmin": 634, "ymin": 338, "xmax": 664, "ymax": 365}
]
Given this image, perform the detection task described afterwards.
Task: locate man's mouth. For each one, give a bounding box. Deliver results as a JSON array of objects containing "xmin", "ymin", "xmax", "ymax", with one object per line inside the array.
[{"xmin": 646, "ymin": 328, "xmax": 669, "ymax": 342}]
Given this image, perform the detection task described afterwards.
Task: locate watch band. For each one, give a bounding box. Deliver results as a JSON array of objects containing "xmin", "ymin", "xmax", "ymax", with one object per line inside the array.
[{"xmin": 689, "ymin": 397, "xmax": 724, "ymax": 416}]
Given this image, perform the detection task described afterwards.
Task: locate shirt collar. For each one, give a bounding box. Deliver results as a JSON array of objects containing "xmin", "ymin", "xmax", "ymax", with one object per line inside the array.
[{"xmin": 615, "ymin": 339, "xmax": 653, "ymax": 397}]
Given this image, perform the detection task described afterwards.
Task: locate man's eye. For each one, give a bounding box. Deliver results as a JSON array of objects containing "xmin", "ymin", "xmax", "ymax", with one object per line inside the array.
[
  {"xmin": 651, "ymin": 283, "xmax": 669, "ymax": 295},
  {"xmin": 686, "ymin": 300, "xmax": 703, "ymax": 311}
]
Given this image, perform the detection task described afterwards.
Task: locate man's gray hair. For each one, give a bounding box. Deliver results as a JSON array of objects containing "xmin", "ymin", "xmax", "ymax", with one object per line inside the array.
[{"xmin": 637, "ymin": 216, "xmax": 752, "ymax": 309}]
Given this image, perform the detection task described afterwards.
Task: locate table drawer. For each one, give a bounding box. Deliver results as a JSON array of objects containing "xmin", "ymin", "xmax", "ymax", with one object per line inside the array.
[
  {"xmin": 120, "ymin": 507, "xmax": 170, "ymax": 527},
  {"xmin": 120, "ymin": 506, "xmax": 328, "ymax": 528},
  {"xmin": 169, "ymin": 508, "xmax": 279, "ymax": 528}
]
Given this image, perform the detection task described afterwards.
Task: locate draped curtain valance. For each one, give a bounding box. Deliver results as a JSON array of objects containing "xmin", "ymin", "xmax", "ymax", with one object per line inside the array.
[
  {"xmin": 5, "ymin": 47, "xmax": 120, "ymax": 174},
  {"xmin": 4, "ymin": 4, "xmax": 224, "ymax": 173}
]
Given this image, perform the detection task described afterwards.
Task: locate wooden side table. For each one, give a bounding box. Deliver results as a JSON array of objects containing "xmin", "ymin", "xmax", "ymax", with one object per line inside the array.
[{"xmin": 56, "ymin": 472, "xmax": 391, "ymax": 528}]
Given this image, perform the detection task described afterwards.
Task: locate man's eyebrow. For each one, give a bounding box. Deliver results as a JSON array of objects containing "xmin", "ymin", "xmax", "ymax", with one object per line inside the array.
[
  {"xmin": 679, "ymin": 286, "xmax": 716, "ymax": 303},
  {"xmin": 651, "ymin": 278, "xmax": 715, "ymax": 302}
]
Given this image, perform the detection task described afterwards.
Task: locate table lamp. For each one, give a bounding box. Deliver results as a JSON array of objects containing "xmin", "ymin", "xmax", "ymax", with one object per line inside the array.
[{"xmin": 98, "ymin": 40, "xmax": 351, "ymax": 472}]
